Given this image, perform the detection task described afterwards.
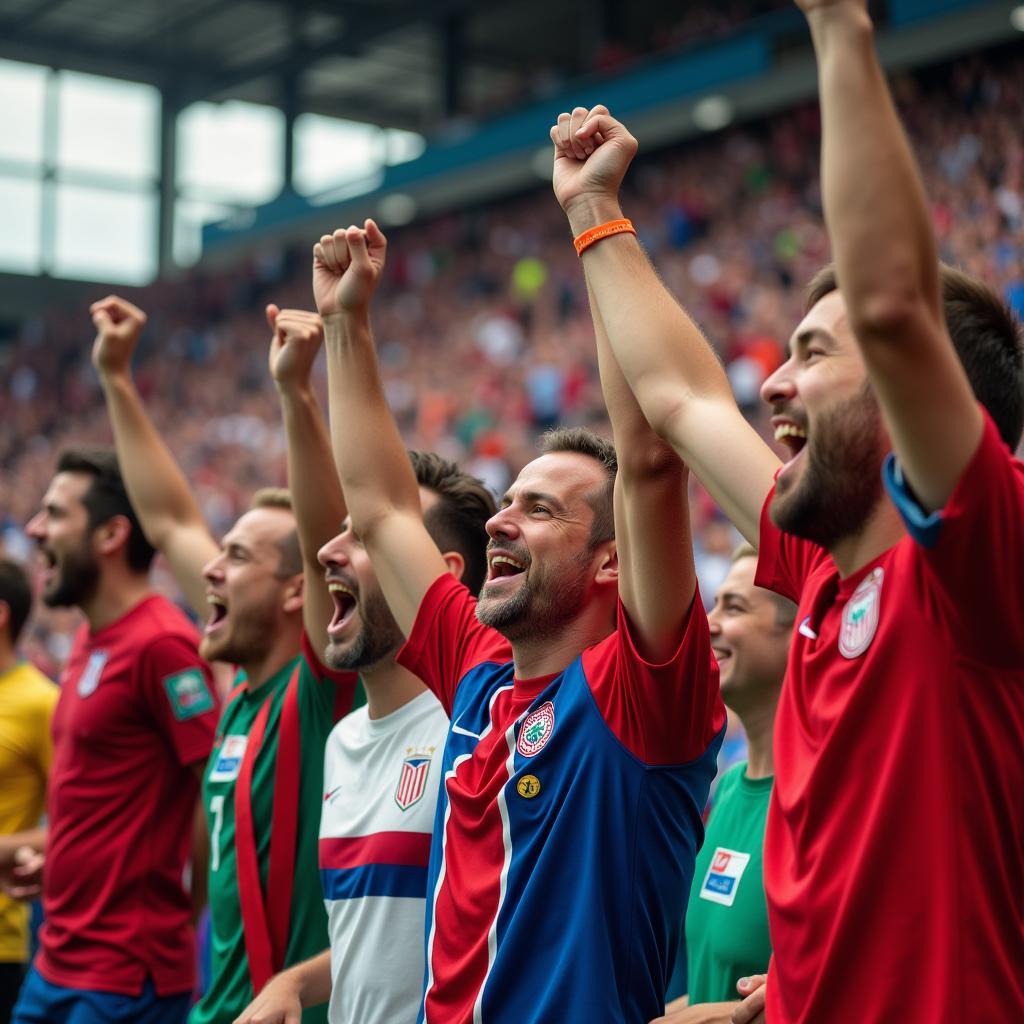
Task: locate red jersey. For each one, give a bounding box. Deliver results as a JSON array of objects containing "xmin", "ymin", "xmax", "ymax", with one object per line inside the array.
[
  {"xmin": 755, "ymin": 411, "xmax": 1024, "ymax": 1023},
  {"xmin": 38, "ymin": 594, "xmax": 219, "ymax": 996}
]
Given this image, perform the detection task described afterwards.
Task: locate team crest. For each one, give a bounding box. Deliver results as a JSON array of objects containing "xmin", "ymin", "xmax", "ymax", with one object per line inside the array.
[
  {"xmin": 516, "ymin": 701, "xmax": 555, "ymax": 757},
  {"xmin": 698, "ymin": 847, "xmax": 751, "ymax": 907},
  {"xmin": 77, "ymin": 651, "xmax": 108, "ymax": 698},
  {"xmin": 839, "ymin": 567, "xmax": 883, "ymax": 659},
  {"xmin": 394, "ymin": 749, "xmax": 433, "ymax": 811}
]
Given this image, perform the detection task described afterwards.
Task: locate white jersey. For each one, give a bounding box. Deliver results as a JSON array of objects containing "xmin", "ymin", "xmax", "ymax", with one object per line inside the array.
[{"xmin": 319, "ymin": 688, "xmax": 448, "ymax": 1024}]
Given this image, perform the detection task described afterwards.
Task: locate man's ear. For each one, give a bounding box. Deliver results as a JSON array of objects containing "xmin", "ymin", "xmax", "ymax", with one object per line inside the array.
[
  {"xmin": 593, "ymin": 540, "xmax": 618, "ymax": 587},
  {"xmin": 441, "ymin": 550, "xmax": 466, "ymax": 581},
  {"xmin": 93, "ymin": 515, "xmax": 133, "ymax": 559},
  {"xmin": 282, "ymin": 572, "xmax": 304, "ymax": 615}
]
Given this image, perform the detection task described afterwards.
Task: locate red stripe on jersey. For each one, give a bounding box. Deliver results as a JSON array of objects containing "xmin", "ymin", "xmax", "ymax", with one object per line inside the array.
[
  {"xmin": 423, "ymin": 687, "xmax": 518, "ymax": 1024},
  {"xmin": 319, "ymin": 832, "xmax": 432, "ymax": 870}
]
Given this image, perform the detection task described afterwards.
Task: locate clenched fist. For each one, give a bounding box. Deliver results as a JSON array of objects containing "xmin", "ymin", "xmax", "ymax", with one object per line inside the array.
[
  {"xmin": 90, "ymin": 295, "xmax": 147, "ymax": 379},
  {"xmin": 312, "ymin": 219, "xmax": 387, "ymax": 319},
  {"xmin": 266, "ymin": 306, "xmax": 324, "ymax": 394}
]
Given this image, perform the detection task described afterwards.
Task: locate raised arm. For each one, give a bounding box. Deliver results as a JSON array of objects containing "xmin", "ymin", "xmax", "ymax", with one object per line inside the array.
[
  {"xmin": 266, "ymin": 305, "xmax": 345, "ymax": 646},
  {"xmin": 553, "ymin": 107, "xmax": 780, "ymax": 547},
  {"xmin": 800, "ymin": 0, "xmax": 981, "ymax": 510},
  {"xmin": 313, "ymin": 222, "xmax": 448, "ymax": 637},
  {"xmin": 552, "ymin": 109, "xmax": 695, "ymax": 660},
  {"xmin": 91, "ymin": 296, "xmax": 218, "ymax": 615}
]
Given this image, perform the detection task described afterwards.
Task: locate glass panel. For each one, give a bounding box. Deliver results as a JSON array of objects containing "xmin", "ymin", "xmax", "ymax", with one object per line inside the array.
[
  {"xmin": 293, "ymin": 113, "xmax": 381, "ymax": 196},
  {"xmin": 385, "ymin": 128, "xmax": 426, "ymax": 166},
  {"xmin": 53, "ymin": 183, "xmax": 157, "ymax": 284},
  {"xmin": 57, "ymin": 71, "xmax": 159, "ymax": 180},
  {"xmin": 0, "ymin": 60, "xmax": 47, "ymax": 166},
  {"xmin": 0, "ymin": 176, "xmax": 42, "ymax": 272},
  {"xmin": 174, "ymin": 197, "xmax": 237, "ymax": 267}
]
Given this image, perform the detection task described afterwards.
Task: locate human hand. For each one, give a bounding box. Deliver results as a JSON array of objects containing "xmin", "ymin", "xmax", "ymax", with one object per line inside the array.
[
  {"xmin": 232, "ymin": 971, "xmax": 303, "ymax": 1024},
  {"xmin": 266, "ymin": 306, "xmax": 325, "ymax": 393},
  {"xmin": 312, "ymin": 219, "xmax": 387, "ymax": 319},
  {"xmin": 730, "ymin": 974, "xmax": 767, "ymax": 1024},
  {"xmin": 794, "ymin": 0, "xmax": 869, "ymax": 21},
  {"xmin": 549, "ymin": 104, "xmax": 637, "ymax": 228},
  {"xmin": 0, "ymin": 846, "xmax": 43, "ymax": 902},
  {"xmin": 90, "ymin": 295, "xmax": 148, "ymax": 378}
]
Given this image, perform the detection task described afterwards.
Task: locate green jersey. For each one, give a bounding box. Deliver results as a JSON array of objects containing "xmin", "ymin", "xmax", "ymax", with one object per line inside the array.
[
  {"xmin": 190, "ymin": 644, "xmax": 361, "ymax": 1024},
  {"xmin": 684, "ymin": 762, "xmax": 772, "ymax": 1004}
]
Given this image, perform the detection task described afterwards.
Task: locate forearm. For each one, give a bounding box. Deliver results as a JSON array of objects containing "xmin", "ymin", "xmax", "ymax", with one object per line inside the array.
[
  {"xmin": 810, "ymin": 6, "xmax": 939, "ymax": 324},
  {"xmin": 278, "ymin": 384, "xmax": 346, "ymax": 639},
  {"xmin": 322, "ymin": 313, "xmax": 421, "ymax": 529},
  {"xmin": 659, "ymin": 999, "xmax": 739, "ymax": 1024},
  {"xmin": 277, "ymin": 949, "xmax": 333, "ymax": 1008}
]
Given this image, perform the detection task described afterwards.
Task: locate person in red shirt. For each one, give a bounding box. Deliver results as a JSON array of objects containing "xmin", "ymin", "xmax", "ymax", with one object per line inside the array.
[
  {"xmin": 10, "ymin": 447, "xmax": 219, "ymax": 1024},
  {"xmin": 551, "ymin": 4, "xmax": 1023, "ymax": 1022}
]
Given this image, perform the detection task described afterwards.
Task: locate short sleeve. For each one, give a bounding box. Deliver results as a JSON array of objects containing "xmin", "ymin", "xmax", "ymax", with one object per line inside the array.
[
  {"xmin": 300, "ymin": 632, "xmax": 361, "ymax": 722},
  {"xmin": 140, "ymin": 635, "xmax": 220, "ymax": 767},
  {"xmin": 754, "ymin": 487, "xmax": 829, "ymax": 603},
  {"xmin": 885, "ymin": 409, "xmax": 1024, "ymax": 665},
  {"xmin": 396, "ymin": 573, "xmax": 511, "ymax": 716},
  {"xmin": 582, "ymin": 590, "xmax": 726, "ymax": 766}
]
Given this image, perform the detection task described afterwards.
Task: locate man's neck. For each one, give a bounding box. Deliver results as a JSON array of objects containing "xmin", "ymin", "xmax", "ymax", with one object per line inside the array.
[
  {"xmin": 736, "ymin": 698, "xmax": 778, "ymax": 780},
  {"xmin": 511, "ymin": 615, "xmax": 614, "ymax": 681},
  {"xmin": 829, "ymin": 495, "xmax": 905, "ymax": 578},
  {"xmin": 81, "ymin": 573, "xmax": 152, "ymax": 633},
  {"xmin": 359, "ymin": 657, "xmax": 429, "ymax": 720},
  {"xmin": 243, "ymin": 637, "xmax": 303, "ymax": 691}
]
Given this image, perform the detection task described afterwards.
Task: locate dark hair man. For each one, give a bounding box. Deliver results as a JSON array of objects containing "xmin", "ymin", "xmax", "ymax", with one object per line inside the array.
[
  {"xmin": 313, "ymin": 214, "xmax": 724, "ymax": 1023},
  {"xmin": 655, "ymin": 544, "xmax": 793, "ymax": 1024},
  {"xmin": 551, "ymin": 2, "xmax": 1024, "ymax": 1019},
  {"xmin": 233, "ymin": 311, "xmax": 494, "ymax": 1024},
  {"xmin": 0, "ymin": 559, "xmax": 57, "ymax": 1022},
  {"xmin": 11, "ymin": 447, "xmax": 219, "ymax": 1024}
]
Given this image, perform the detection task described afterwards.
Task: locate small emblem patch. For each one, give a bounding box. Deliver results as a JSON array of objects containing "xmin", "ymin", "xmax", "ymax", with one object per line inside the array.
[
  {"xmin": 516, "ymin": 701, "xmax": 555, "ymax": 757},
  {"xmin": 209, "ymin": 734, "xmax": 248, "ymax": 782},
  {"xmin": 163, "ymin": 668, "xmax": 215, "ymax": 721},
  {"xmin": 698, "ymin": 847, "xmax": 751, "ymax": 907},
  {"xmin": 516, "ymin": 774, "xmax": 541, "ymax": 799},
  {"xmin": 839, "ymin": 567, "xmax": 883, "ymax": 659},
  {"xmin": 395, "ymin": 750, "xmax": 433, "ymax": 811},
  {"xmin": 77, "ymin": 650, "xmax": 108, "ymax": 698}
]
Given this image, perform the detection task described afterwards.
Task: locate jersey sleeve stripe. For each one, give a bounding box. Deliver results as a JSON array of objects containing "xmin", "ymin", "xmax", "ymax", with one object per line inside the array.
[{"xmin": 319, "ymin": 832, "xmax": 432, "ymax": 870}]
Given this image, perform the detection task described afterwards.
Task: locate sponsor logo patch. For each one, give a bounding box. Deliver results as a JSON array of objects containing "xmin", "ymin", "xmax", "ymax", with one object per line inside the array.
[
  {"xmin": 839, "ymin": 567, "xmax": 883, "ymax": 659},
  {"xmin": 698, "ymin": 847, "xmax": 751, "ymax": 907},
  {"xmin": 77, "ymin": 650, "xmax": 108, "ymax": 698},
  {"xmin": 209, "ymin": 734, "xmax": 248, "ymax": 783},
  {"xmin": 163, "ymin": 668, "xmax": 215, "ymax": 721},
  {"xmin": 395, "ymin": 748, "xmax": 433, "ymax": 811},
  {"xmin": 516, "ymin": 701, "xmax": 555, "ymax": 757},
  {"xmin": 516, "ymin": 774, "xmax": 541, "ymax": 799}
]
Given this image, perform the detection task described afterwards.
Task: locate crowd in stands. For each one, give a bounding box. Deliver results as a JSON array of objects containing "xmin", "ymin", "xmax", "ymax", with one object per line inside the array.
[{"xmin": 2, "ymin": 45, "xmax": 1022, "ymax": 678}]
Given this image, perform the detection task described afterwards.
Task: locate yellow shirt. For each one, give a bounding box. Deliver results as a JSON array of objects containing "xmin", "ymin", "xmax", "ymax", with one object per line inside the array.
[{"xmin": 0, "ymin": 661, "xmax": 57, "ymax": 962}]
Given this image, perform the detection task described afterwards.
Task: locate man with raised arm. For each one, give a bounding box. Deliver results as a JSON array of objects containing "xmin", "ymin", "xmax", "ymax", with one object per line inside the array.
[
  {"xmin": 91, "ymin": 297, "xmax": 360, "ymax": 1024},
  {"xmin": 554, "ymin": 2, "xmax": 1024, "ymax": 1021},
  {"xmin": 314, "ymin": 213, "xmax": 723, "ymax": 1024}
]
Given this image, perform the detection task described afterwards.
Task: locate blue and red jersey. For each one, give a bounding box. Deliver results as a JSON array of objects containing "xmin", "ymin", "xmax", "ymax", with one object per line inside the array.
[{"xmin": 398, "ymin": 575, "xmax": 724, "ymax": 1024}]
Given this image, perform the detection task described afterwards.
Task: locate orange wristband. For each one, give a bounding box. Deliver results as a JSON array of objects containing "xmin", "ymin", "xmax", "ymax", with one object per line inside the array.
[{"xmin": 573, "ymin": 218, "xmax": 636, "ymax": 256}]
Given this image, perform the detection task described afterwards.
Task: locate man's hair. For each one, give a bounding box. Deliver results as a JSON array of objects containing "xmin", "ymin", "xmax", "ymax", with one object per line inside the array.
[
  {"xmin": 250, "ymin": 488, "xmax": 303, "ymax": 577},
  {"xmin": 806, "ymin": 263, "xmax": 1024, "ymax": 448},
  {"xmin": 0, "ymin": 559, "xmax": 32, "ymax": 645},
  {"xmin": 56, "ymin": 447, "xmax": 156, "ymax": 573},
  {"xmin": 731, "ymin": 541, "xmax": 796, "ymax": 629},
  {"xmin": 538, "ymin": 427, "xmax": 618, "ymax": 545},
  {"xmin": 409, "ymin": 451, "xmax": 495, "ymax": 593}
]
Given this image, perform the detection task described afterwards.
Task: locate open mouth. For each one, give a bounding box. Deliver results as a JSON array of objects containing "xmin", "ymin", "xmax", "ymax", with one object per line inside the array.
[
  {"xmin": 327, "ymin": 580, "xmax": 358, "ymax": 638},
  {"xmin": 774, "ymin": 421, "xmax": 808, "ymax": 474},
  {"xmin": 711, "ymin": 644, "xmax": 732, "ymax": 665},
  {"xmin": 38, "ymin": 549, "xmax": 57, "ymax": 585},
  {"xmin": 205, "ymin": 594, "xmax": 228, "ymax": 635},
  {"xmin": 486, "ymin": 553, "xmax": 527, "ymax": 589}
]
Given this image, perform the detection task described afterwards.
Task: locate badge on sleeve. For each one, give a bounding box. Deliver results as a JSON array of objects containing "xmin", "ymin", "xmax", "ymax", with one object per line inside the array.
[
  {"xmin": 163, "ymin": 668, "xmax": 215, "ymax": 721},
  {"xmin": 840, "ymin": 567, "xmax": 883, "ymax": 659},
  {"xmin": 77, "ymin": 651, "xmax": 108, "ymax": 698},
  {"xmin": 698, "ymin": 847, "xmax": 751, "ymax": 907},
  {"xmin": 209, "ymin": 735, "xmax": 248, "ymax": 782}
]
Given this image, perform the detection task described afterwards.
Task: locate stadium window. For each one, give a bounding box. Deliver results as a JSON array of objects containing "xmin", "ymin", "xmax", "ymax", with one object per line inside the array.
[
  {"xmin": 56, "ymin": 71, "xmax": 159, "ymax": 183},
  {"xmin": 52, "ymin": 183, "xmax": 157, "ymax": 285},
  {"xmin": 0, "ymin": 60, "xmax": 47, "ymax": 167},
  {"xmin": 173, "ymin": 198, "xmax": 238, "ymax": 267},
  {"xmin": 384, "ymin": 128, "xmax": 426, "ymax": 166},
  {"xmin": 293, "ymin": 114, "xmax": 382, "ymax": 196},
  {"xmin": 177, "ymin": 100, "xmax": 284, "ymax": 204},
  {"xmin": 0, "ymin": 177, "xmax": 43, "ymax": 273}
]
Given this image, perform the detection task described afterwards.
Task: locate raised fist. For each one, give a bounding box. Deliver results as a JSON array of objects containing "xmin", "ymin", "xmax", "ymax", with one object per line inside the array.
[
  {"xmin": 793, "ymin": 0, "xmax": 867, "ymax": 14},
  {"xmin": 550, "ymin": 104, "xmax": 638, "ymax": 220},
  {"xmin": 90, "ymin": 295, "xmax": 147, "ymax": 378},
  {"xmin": 312, "ymin": 219, "xmax": 387, "ymax": 319},
  {"xmin": 266, "ymin": 306, "xmax": 325, "ymax": 392}
]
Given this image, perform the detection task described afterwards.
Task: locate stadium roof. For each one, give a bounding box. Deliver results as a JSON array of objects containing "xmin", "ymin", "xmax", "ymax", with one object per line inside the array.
[{"xmin": 0, "ymin": 0, "xmax": 638, "ymax": 132}]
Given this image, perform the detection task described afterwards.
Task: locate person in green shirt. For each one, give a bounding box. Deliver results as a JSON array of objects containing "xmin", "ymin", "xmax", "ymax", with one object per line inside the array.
[
  {"xmin": 92, "ymin": 296, "xmax": 364, "ymax": 1024},
  {"xmin": 655, "ymin": 542, "xmax": 794, "ymax": 1024}
]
